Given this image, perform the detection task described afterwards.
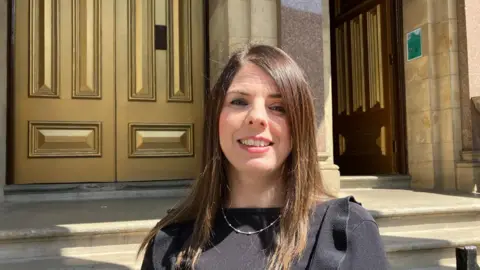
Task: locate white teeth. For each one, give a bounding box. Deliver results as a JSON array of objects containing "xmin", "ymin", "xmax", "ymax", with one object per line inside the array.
[{"xmin": 240, "ymin": 139, "xmax": 270, "ymax": 147}]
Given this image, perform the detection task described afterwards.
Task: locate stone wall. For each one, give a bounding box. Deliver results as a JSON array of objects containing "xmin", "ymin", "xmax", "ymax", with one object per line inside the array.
[
  {"xmin": 403, "ymin": 0, "xmax": 461, "ymax": 190},
  {"xmin": 208, "ymin": 0, "xmax": 278, "ymax": 83}
]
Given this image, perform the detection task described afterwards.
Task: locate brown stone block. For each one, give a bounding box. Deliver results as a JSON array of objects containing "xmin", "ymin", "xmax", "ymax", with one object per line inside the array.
[
  {"xmin": 432, "ymin": 21, "xmax": 450, "ymax": 54},
  {"xmin": 403, "ymin": 0, "xmax": 429, "ymax": 31},
  {"xmin": 432, "ymin": 109, "xmax": 454, "ymax": 143},
  {"xmin": 409, "ymin": 161, "xmax": 435, "ymax": 189},
  {"xmin": 406, "ymin": 79, "xmax": 431, "ymax": 112},
  {"xmin": 433, "ymin": 0, "xmax": 449, "ymax": 23},
  {"xmin": 407, "ymin": 111, "xmax": 433, "ymax": 144},
  {"xmin": 431, "ymin": 53, "xmax": 451, "ymax": 78},
  {"xmin": 408, "ymin": 143, "xmax": 434, "ymax": 163},
  {"xmin": 405, "ymin": 56, "xmax": 430, "ymax": 83},
  {"xmin": 433, "ymin": 160, "xmax": 457, "ymax": 190}
]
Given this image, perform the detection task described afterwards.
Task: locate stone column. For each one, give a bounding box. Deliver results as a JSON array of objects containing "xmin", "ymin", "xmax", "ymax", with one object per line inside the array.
[
  {"xmin": 209, "ymin": 0, "xmax": 278, "ymax": 83},
  {"xmin": 403, "ymin": 0, "xmax": 461, "ymax": 191},
  {"xmin": 279, "ymin": 0, "xmax": 340, "ymax": 196},
  {"xmin": 456, "ymin": 0, "xmax": 480, "ymax": 193},
  {"xmin": 0, "ymin": 0, "xmax": 7, "ymax": 202}
]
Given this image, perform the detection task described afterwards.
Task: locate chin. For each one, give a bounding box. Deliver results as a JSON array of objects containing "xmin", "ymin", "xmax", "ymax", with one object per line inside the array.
[{"xmin": 239, "ymin": 161, "xmax": 279, "ymax": 174}]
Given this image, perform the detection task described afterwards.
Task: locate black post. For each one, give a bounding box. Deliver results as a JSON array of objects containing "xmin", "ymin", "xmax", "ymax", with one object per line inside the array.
[{"xmin": 456, "ymin": 246, "xmax": 479, "ymax": 270}]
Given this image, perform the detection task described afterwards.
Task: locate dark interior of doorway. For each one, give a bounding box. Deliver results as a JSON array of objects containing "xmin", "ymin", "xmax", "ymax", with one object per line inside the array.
[{"xmin": 329, "ymin": 0, "xmax": 408, "ymax": 176}]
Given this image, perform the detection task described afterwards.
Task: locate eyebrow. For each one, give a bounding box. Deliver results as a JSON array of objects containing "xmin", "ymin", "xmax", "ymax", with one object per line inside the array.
[{"xmin": 227, "ymin": 90, "xmax": 282, "ymax": 98}]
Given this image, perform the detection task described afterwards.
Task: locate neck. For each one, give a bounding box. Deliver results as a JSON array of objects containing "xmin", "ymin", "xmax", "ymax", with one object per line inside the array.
[{"xmin": 226, "ymin": 167, "xmax": 285, "ymax": 208}]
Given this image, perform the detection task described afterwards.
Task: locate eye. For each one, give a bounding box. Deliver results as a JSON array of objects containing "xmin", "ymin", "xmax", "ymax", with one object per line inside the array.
[
  {"xmin": 230, "ymin": 98, "xmax": 248, "ymax": 106},
  {"xmin": 270, "ymin": 105, "xmax": 286, "ymax": 113}
]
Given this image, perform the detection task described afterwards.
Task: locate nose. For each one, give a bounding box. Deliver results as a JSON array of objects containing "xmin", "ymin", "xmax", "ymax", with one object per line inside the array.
[{"xmin": 245, "ymin": 102, "xmax": 268, "ymax": 128}]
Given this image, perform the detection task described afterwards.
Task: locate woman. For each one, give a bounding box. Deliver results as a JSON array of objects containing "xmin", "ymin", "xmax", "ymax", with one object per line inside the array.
[{"xmin": 139, "ymin": 44, "xmax": 388, "ymax": 270}]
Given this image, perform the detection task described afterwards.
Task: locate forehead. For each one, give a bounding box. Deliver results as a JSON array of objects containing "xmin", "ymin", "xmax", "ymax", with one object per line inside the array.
[{"xmin": 228, "ymin": 63, "xmax": 279, "ymax": 94}]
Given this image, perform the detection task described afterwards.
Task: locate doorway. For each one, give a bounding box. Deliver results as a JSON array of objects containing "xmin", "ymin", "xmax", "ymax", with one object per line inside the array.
[
  {"xmin": 10, "ymin": 0, "xmax": 205, "ymax": 184},
  {"xmin": 330, "ymin": 0, "xmax": 406, "ymax": 175}
]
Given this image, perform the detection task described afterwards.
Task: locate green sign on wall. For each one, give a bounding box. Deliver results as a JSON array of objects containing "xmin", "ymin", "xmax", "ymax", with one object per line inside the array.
[{"xmin": 407, "ymin": 28, "xmax": 422, "ymax": 61}]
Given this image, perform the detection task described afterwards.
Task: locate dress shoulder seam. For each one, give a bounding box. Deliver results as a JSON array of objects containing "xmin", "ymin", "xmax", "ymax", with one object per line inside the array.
[{"xmin": 350, "ymin": 219, "xmax": 378, "ymax": 234}]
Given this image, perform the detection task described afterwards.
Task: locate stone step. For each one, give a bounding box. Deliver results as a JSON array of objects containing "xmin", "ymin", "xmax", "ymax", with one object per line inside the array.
[
  {"xmin": 0, "ymin": 220, "xmax": 155, "ymax": 261},
  {"xmin": 410, "ymin": 256, "xmax": 480, "ymax": 269},
  {"xmin": 4, "ymin": 181, "xmax": 192, "ymax": 203},
  {"xmin": 341, "ymin": 189, "xmax": 480, "ymax": 269},
  {"xmin": 388, "ymin": 245, "xmax": 480, "ymax": 270},
  {"xmin": 0, "ymin": 244, "xmax": 141, "ymax": 270},
  {"xmin": 1, "ymin": 225, "xmax": 477, "ymax": 270},
  {"xmin": 1, "ymin": 246, "xmax": 477, "ymax": 270},
  {"xmin": 0, "ymin": 190, "xmax": 478, "ymax": 269},
  {"xmin": 340, "ymin": 174, "xmax": 411, "ymax": 189},
  {"xmin": 374, "ymin": 204, "xmax": 480, "ymax": 233},
  {"xmin": 342, "ymin": 189, "xmax": 480, "ymax": 232},
  {"xmin": 380, "ymin": 214, "xmax": 480, "ymax": 269},
  {"xmin": 0, "ymin": 196, "xmax": 179, "ymax": 269}
]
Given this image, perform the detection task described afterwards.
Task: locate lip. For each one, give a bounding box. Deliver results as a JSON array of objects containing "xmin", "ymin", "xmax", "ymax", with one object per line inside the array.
[
  {"xmin": 238, "ymin": 143, "xmax": 271, "ymax": 154},
  {"xmin": 237, "ymin": 136, "xmax": 273, "ymax": 154}
]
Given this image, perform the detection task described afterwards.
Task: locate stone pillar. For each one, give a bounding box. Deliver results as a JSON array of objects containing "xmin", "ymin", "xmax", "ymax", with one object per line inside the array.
[
  {"xmin": 0, "ymin": 0, "xmax": 7, "ymax": 202},
  {"xmin": 279, "ymin": 0, "xmax": 340, "ymax": 196},
  {"xmin": 456, "ymin": 0, "xmax": 480, "ymax": 193},
  {"xmin": 403, "ymin": 0, "xmax": 461, "ymax": 191},
  {"xmin": 209, "ymin": 0, "xmax": 278, "ymax": 83}
]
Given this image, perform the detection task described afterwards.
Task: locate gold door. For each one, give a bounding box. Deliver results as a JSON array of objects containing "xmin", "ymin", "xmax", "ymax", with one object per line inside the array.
[
  {"xmin": 115, "ymin": 0, "xmax": 204, "ymax": 181},
  {"xmin": 11, "ymin": 0, "xmax": 204, "ymax": 184},
  {"xmin": 332, "ymin": 0, "xmax": 396, "ymax": 175},
  {"xmin": 12, "ymin": 0, "xmax": 116, "ymax": 184}
]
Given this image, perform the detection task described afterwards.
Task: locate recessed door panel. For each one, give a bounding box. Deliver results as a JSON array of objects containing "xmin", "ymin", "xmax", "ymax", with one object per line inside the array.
[
  {"xmin": 115, "ymin": 0, "xmax": 204, "ymax": 181},
  {"xmin": 12, "ymin": 0, "xmax": 116, "ymax": 184}
]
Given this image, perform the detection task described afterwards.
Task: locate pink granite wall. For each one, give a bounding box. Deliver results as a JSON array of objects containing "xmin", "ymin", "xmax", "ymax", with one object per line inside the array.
[
  {"xmin": 458, "ymin": 0, "xmax": 480, "ymax": 151},
  {"xmin": 279, "ymin": 0, "xmax": 326, "ymax": 152}
]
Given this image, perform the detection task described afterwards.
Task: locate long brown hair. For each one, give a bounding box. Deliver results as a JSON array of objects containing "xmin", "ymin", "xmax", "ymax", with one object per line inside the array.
[{"xmin": 138, "ymin": 44, "xmax": 334, "ymax": 269}]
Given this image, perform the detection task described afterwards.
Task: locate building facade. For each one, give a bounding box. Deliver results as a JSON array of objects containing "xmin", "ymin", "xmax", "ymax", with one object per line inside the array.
[{"xmin": 0, "ymin": 0, "xmax": 479, "ymax": 201}]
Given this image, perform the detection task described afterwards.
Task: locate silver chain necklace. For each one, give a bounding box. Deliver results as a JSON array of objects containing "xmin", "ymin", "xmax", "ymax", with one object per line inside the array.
[{"xmin": 221, "ymin": 207, "xmax": 281, "ymax": 235}]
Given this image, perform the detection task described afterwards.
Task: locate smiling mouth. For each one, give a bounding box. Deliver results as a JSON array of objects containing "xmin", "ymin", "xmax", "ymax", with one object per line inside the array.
[{"xmin": 238, "ymin": 139, "xmax": 274, "ymax": 147}]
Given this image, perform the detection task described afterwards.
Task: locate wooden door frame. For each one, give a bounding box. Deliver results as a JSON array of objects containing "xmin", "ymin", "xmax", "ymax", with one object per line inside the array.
[
  {"xmin": 6, "ymin": 0, "xmax": 14, "ymax": 185},
  {"xmin": 391, "ymin": 0, "xmax": 408, "ymax": 174},
  {"xmin": 329, "ymin": 0, "xmax": 408, "ymax": 174}
]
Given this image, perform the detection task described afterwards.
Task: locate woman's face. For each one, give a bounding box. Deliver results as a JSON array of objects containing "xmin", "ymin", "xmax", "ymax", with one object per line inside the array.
[{"xmin": 219, "ymin": 62, "xmax": 292, "ymax": 176}]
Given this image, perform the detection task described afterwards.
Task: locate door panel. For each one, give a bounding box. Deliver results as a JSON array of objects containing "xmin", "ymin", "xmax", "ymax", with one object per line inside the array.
[
  {"xmin": 13, "ymin": 0, "xmax": 116, "ymax": 184},
  {"xmin": 332, "ymin": 0, "xmax": 395, "ymax": 175},
  {"xmin": 115, "ymin": 0, "xmax": 204, "ymax": 181},
  {"xmin": 12, "ymin": 0, "xmax": 204, "ymax": 184}
]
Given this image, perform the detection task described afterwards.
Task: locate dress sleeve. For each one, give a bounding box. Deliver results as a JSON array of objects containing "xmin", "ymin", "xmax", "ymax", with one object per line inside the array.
[{"xmin": 339, "ymin": 220, "xmax": 389, "ymax": 270}]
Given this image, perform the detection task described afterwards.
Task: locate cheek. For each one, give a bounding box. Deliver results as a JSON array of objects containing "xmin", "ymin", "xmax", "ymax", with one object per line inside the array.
[
  {"xmin": 218, "ymin": 111, "xmax": 229, "ymax": 138},
  {"xmin": 283, "ymin": 126, "xmax": 292, "ymax": 152},
  {"xmin": 272, "ymin": 119, "xmax": 292, "ymax": 150},
  {"xmin": 218, "ymin": 111, "xmax": 235, "ymax": 148}
]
